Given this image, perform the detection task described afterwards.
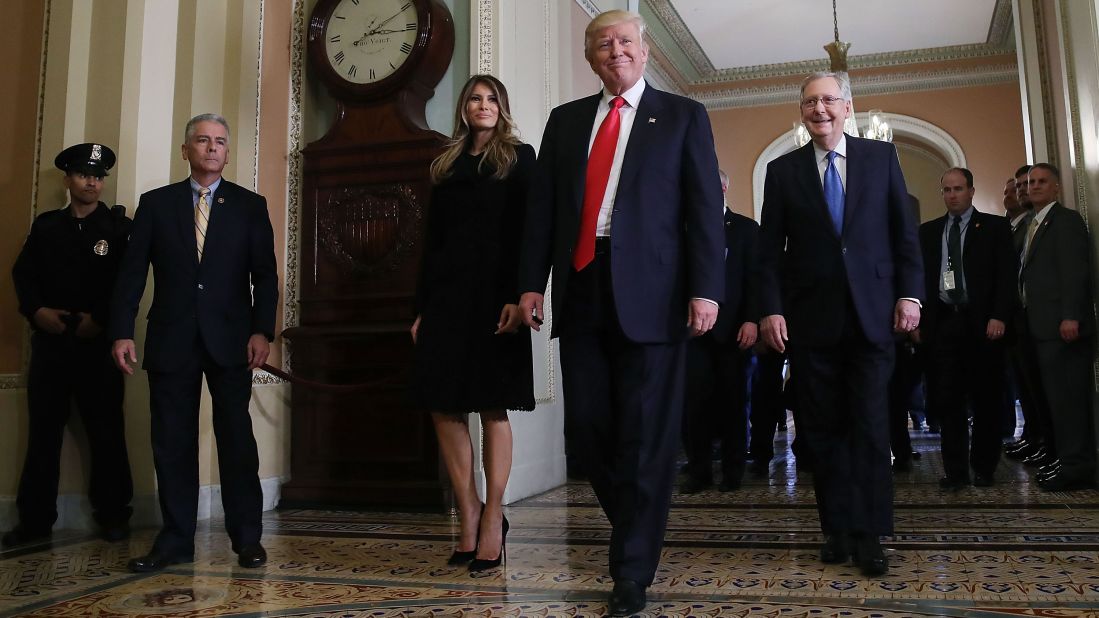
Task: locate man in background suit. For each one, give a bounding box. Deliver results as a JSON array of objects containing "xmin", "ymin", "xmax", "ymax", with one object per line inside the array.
[
  {"xmin": 1018, "ymin": 163, "xmax": 1096, "ymax": 491},
  {"xmin": 110, "ymin": 113, "xmax": 278, "ymax": 571},
  {"xmin": 682, "ymin": 170, "xmax": 759, "ymax": 494},
  {"xmin": 519, "ymin": 10, "xmax": 724, "ymax": 615},
  {"xmin": 917, "ymin": 168, "xmax": 1016, "ymax": 490},
  {"xmin": 758, "ymin": 71, "xmax": 923, "ymax": 576}
]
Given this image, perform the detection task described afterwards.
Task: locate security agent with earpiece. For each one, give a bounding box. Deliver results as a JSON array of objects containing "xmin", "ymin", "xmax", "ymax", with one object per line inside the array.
[{"xmin": 5, "ymin": 143, "xmax": 134, "ymax": 549}]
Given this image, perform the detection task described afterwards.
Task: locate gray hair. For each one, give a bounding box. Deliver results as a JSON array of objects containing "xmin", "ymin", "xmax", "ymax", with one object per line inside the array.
[
  {"xmin": 800, "ymin": 71, "xmax": 852, "ymax": 101},
  {"xmin": 184, "ymin": 113, "xmax": 231, "ymax": 143},
  {"xmin": 584, "ymin": 10, "xmax": 647, "ymax": 59}
]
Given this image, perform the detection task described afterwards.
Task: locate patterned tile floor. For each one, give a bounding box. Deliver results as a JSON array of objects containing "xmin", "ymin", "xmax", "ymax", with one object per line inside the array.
[{"xmin": 2, "ymin": 431, "xmax": 1099, "ymax": 617}]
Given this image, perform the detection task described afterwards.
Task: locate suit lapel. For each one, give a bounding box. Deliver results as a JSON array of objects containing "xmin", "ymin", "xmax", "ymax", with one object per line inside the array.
[
  {"xmin": 841, "ymin": 136, "xmax": 864, "ymax": 235},
  {"xmin": 615, "ymin": 87, "xmax": 664, "ymax": 193},
  {"xmin": 569, "ymin": 93, "xmax": 602, "ymax": 215},
  {"xmin": 794, "ymin": 143, "xmax": 837, "ymax": 239},
  {"xmin": 174, "ymin": 180, "xmax": 199, "ymax": 265},
  {"xmin": 963, "ymin": 212, "xmax": 980, "ymax": 260}
]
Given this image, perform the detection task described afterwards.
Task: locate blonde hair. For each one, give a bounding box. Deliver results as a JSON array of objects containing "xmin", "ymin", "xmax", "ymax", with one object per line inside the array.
[
  {"xmin": 584, "ymin": 10, "xmax": 647, "ymax": 60},
  {"xmin": 429, "ymin": 75, "xmax": 521, "ymax": 184}
]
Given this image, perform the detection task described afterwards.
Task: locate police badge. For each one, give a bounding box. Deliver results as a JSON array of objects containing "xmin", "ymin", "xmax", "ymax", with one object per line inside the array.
[
  {"xmin": 93, "ymin": 240, "xmax": 109, "ymax": 256},
  {"xmin": 91, "ymin": 144, "xmax": 102, "ymax": 160}
]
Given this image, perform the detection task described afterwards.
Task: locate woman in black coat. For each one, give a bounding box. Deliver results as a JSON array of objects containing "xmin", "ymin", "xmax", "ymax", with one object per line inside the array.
[{"xmin": 411, "ymin": 74, "xmax": 534, "ymax": 572}]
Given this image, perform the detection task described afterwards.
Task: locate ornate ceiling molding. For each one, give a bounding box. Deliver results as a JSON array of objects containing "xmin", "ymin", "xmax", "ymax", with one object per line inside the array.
[
  {"xmin": 695, "ymin": 63, "xmax": 1019, "ymax": 110},
  {"xmin": 646, "ymin": 0, "xmax": 1016, "ymax": 84}
]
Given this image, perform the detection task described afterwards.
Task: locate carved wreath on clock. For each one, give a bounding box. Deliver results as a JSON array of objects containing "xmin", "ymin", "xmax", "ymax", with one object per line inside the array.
[{"xmin": 317, "ymin": 183, "xmax": 422, "ymax": 277}]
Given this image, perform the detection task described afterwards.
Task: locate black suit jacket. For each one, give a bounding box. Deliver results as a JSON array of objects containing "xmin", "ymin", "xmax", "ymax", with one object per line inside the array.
[
  {"xmin": 758, "ymin": 137, "xmax": 923, "ymax": 346},
  {"xmin": 519, "ymin": 85, "xmax": 725, "ymax": 343},
  {"xmin": 109, "ymin": 178, "xmax": 278, "ymax": 371},
  {"xmin": 918, "ymin": 210, "xmax": 1017, "ymax": 339},
  {"xmin": 1019, "ymin": 202, "xmax": 1094, "ymax": 341},
  {"xmin": 710, "ymin": 210, "xmax": 759, "ymax": 344}
]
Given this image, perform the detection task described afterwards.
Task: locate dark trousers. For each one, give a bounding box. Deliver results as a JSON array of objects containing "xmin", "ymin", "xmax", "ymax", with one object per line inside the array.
[
  {"xmin": 1033, "ymin": 334, "xmax": 1096, "ymax": 480},
  {"xmin": 925, "ymin": 306, "xmax": 1005, "ymax": 479},
  {"xmin": 888, "ymin": 340, "xmax": 923, "ymax": 464},
  {"xmin": 147, "ymin": 338, "xmax": 262, "ymax": 555},
  {"xmin": 788, "ymin": 307, "xmax": 895, "ymax": 538},
  {"xmin": 17, "ymin": 333, "xmax": 133, "ymax": 530},
  {"xmin": 558, "ymin": 248, "xmax": 685, "ymax": 587},
  {"xmin": 749, "ymin": 351, "xmax": 785, "ymax": 463},
  {"xmin": 1011, "ymin": 313, "xmax": 1051, "ymax": 445},
  {"xmin": 684, "ymin": 337, "xmax": 750, "ymax": 483}
]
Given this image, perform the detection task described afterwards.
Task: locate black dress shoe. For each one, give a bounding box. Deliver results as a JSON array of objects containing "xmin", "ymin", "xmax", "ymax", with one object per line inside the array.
[
  {"xmin": 1039, "ymin": 473, "xmax": 1096, "ymax": 492},
  {"xmin": 608, "ymin": 579, "xmax": 647, "ymax": 617},
  {"xmin": 1037, "ymin": 465, "xmax": 1063, "ymax": 483},
  {"xmin": 854, "ymin": 538, "xmax": 889, "ymax": 576},
  {"xmin": 100, "ymin": 523, "xmax": 130, "ymax": 543},
  {"xmin": 679, "ymin": 477, "xmax": 711, "ymax": 494},
  {"xmin": 718, "ymin": 478, "xmax": 742, "ymax": 492},
  {"xmin": 128, "ymin": 550, "xmax": 194, "ymax": 573},
  {"xmin": 819, "ymin": 534, "xmax": 850, "ymax": 564},
  {"xmin": 237, "ymin": 544, "xmax": 267, "ymax": 568},
  {"xmin": 1022, "ymin": 448, "xmax": 1054, "ymax": 467},
  {"xmin": 939, "ymin": 475, "xmax": 969, "ymax": 490},
  {"xmin": 1038, "ymin": 459, "xmax": 1062, "ymax": 475},
  {"xmin": 747, "ymin": 460, "xmax": 770, "ymax": 476},
  {"xmin": 973, "ymin": 473, "xmax": 994, "ymax": 487},
  {"xmin": 1, "ymin": 525, "xmax": 51, "ymax": 549}
]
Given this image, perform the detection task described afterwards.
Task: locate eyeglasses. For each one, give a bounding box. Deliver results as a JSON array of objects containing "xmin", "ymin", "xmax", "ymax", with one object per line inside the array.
[{"xmin": 800, "ymin": 95, "xmax": 845, "ymax": 109}]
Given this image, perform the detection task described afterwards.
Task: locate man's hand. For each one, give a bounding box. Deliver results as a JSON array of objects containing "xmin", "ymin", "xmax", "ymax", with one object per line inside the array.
[
  {"xmin": 496, "ymin": 304, "xmax": 524, "ymax": 334},
  {"xmin": 1060, "ymin": 319, "xmax": 1080, "ymax": 342},
  {"xmin": 410, "ymin": 315, "xmax": 421, "ymax": 344},
  {"xmin": 736, "ymin": 322, "xmax": 758, "ymax": 350},
  {"xmin": 247, "ymin": 334, "xmax": 270, "ymax": 370},
  {"xmin": 893, "ymin": 299, "xmax": 920, "ymax": 333},
  {"xmin": 112, "ymin": 339, "xmax": 137, "ymax": 375},
  {"xmin": 986, "ymin": 318, "xmax": 1006, "ymax": 341},
  {"xmin": 74, "ymin": 313, "xmax": 102, "ymax": 339},
  {"xmin": 33, "ymin": 307, "xmax": 70, "ymax": 334},
  {"xmin": 519, "ymin": 292, "xmax": 545, "ymax": 331},
  {"xmin": 687, "ymin": 299, "xmax": 718, "ymax": 337},
  {"xmin": 760, "ymin": 314, "xmax": 787, "ymax": 353}
]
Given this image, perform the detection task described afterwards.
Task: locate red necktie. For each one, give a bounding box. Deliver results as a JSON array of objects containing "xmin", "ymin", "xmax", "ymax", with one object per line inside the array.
[{"xmin": 573, "ymin": 96, "xmax": 626, "ymax": 271}]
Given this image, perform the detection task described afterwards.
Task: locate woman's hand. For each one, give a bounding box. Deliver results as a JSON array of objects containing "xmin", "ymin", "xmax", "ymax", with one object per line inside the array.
[
  {"xmin": 495, "ymin": 304, "xmax": 523, "ymax": 334},
  {"xmin": 411, "ymin": 315, "xmax": 421, "ymax": 343}
]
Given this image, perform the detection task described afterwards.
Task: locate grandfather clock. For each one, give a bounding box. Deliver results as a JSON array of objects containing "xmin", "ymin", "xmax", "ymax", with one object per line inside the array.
[{"xmin": 280, "ymin": 0, "xmax": 455, "ymax": 509}]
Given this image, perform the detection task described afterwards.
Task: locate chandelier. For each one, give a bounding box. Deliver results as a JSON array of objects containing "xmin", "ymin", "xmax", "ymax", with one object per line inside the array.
[{"xmin": 794, "ymin": 0, "xmax": 892, "ymax": 146}]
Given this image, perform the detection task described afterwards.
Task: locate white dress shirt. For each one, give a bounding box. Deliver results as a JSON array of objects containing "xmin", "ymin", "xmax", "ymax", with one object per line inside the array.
[
  {"xmin": 812, "ymin": 134, "xmax": 847, "ymax": 190},
  {"xmin": 590, "ymin": 77, "xmax": 646, "ymax": 237}
]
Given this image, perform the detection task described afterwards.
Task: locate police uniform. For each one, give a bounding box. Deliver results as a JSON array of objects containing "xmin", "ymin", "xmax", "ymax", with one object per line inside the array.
[{"xmin": 5, "ymin": 144, "xmax": 133, "ymax": 547}]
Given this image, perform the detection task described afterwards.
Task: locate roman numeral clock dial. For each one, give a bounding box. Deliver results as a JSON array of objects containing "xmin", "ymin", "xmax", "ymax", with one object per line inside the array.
[{"xmin": 323, "ymin": 0, "xmax": 419, "ymax": 85}]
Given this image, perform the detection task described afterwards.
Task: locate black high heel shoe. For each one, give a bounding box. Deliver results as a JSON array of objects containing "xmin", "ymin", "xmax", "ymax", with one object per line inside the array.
[
  {"xmin": 469, "ymin": 514, "xmax": 509, "ymax": 572},
  {"xmin": 447, "ymin": 504, "xmax": 484, "ymax": 566}
]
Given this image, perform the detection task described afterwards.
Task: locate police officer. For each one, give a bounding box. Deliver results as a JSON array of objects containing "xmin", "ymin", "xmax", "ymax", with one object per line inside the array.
[{"xmin": 4, "ymin": 143, "xmax": 134, "ymax": 548}]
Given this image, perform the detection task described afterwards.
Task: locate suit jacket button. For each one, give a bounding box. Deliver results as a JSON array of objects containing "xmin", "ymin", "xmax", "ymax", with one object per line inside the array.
[
  {"xmin": 841, "ymin": 247, "xmax": 847, "ymax": 255},
  {"xmin": 198, "ymin": 284, "xmax": 204, "ymax": 290}
]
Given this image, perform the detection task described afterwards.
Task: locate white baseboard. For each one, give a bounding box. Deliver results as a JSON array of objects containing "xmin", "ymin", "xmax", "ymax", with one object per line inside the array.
[
  {"xmin": 501, "ymin": 454, "xmax": 567, "ymax": 505},
  {"xmin": 0, "ymin": 476, "xmax": 286, "ymax": 533}
]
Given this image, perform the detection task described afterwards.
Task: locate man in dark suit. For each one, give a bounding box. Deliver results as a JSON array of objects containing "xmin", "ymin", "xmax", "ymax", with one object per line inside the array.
[
  {"xmin": 110, "ymin": 113, "xmax": 278, "ymax": 571},
  {"xmin": 1018, "ymin": 163, "xmax": 1096, "ymax": 491},
  {"xmin": 518, "ymin": 10, "xmax": 724, "ymax": 615},
  {"xmin": 758, "ymin": 72, "xmax": 923, "ymax": 577},
  {"xmin": 916, "ymin": 167, "xmax": 1016, "ymax": 490},
  {"xmin": 682, "ymin": 170, "xmax": 759, "ymax": 494},
  {"xmin": 1004, "ymin": 165, "xmax": 1054, "ymax": 463}
]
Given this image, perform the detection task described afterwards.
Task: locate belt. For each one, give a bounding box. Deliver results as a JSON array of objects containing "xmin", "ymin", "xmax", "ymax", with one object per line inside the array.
[
  {"xmin": 594, "ymin": 236, "xmax": 611, "ymax": 254},
  {"xmin": 938, "ymin": 300, "xmax": 968, "ymax": 313}
]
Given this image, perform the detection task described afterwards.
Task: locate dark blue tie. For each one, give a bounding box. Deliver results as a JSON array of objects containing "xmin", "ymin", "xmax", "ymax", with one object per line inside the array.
[{"xmin": 824, "ymin": 150, "xmax": 845, "ymax": 234}]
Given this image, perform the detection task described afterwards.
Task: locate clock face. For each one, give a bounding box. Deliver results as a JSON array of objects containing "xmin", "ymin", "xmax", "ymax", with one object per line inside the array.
[{"xmin": 324, "ymin": 0, "xmax": 420, "ymax": 85}]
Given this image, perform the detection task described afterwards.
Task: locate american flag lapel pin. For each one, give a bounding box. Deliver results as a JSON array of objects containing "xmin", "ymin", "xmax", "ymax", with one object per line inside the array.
[{"xmin": 648, "ymin": 117, "xmax": 656, "ymax": 123}]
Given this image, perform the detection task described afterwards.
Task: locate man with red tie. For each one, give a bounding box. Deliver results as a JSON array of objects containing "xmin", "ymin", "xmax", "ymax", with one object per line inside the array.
[{"xmin": 519, "ymin": 9, "xmax": 724, "ymax": 616}]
